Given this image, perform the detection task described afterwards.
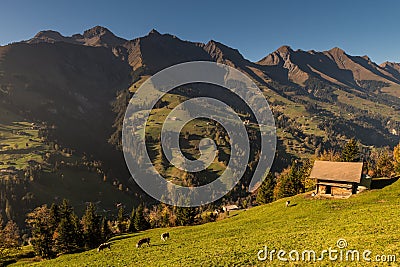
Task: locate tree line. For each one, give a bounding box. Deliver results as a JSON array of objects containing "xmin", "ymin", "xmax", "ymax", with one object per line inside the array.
[
  {"xmin": 0, "ymin": 197, "xmax": 215, "ymax": 261},
  {"xmin": 23, "ymin": 199, "xmax": 158, "ymax": 259}
]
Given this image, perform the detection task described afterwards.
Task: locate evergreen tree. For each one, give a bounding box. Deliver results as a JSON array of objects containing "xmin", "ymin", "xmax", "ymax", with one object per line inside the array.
[
  {"xmin": 256, "ymin": 173, "xmax": 276, "ymax": 204},
  {"xmin": 116, "ymin": 206, "xmax": 125, "ymax": 233},
  {"xmin": 81, "ymin": 202, "xmax": 102, "ymax": 249},
  {"xmin": 299, "ymin": 159, "xmax": 315, "ymax": 191},
  {"xmin": 49, "ymin": 203, "xmax": 60, "ymax": 233},
  {"xmin": 134, "ymin": 204, "xmax": 149, "ymax": 231},
  {"xmin": 341, "ymin": 138, "xmax": 360, "ymax": 162},
  {"xmin": 127, "ymin": 207, "xmax": 137, "ymax": 233},
  {"xmin": 175, "ymin": 206, "xmax": 196, "ymax": 226},
  {"xmin": 100, "ymin": 217, "xmax": 112, "ymax": 243},
  {"xmin": 274, "ymin": 162, "xmax": 304, "ymax": 200},
  {"xmin": 0, "ymin": 219, "xmax": 3, "ymax": 256},
  {"xmin": 53, "ymin": 199, "xmax": 82, "ymax": 254}
]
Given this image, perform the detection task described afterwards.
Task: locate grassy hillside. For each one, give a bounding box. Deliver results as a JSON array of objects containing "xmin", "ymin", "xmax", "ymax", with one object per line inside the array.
[
  {"xmin": 0, "ymin": 121, "xmax": 46, "ymax": 169},
  {"xmin": 13, "ymin": 181, "xmax": 400, "ymax": 266}
]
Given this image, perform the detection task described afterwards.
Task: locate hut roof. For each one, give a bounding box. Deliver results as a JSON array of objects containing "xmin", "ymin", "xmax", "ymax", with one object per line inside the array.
[{"xmin": 310, "ymin": 161, "xmax": 363, "ymax": 183}]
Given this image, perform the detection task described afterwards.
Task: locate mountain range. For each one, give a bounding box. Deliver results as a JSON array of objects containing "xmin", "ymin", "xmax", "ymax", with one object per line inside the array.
[
  {"xmin": 0, "ymin": 26, "xmax": 399, "ymax": 224},
  {"xmin": 17, "ymin": 26, "xmax": 400, "ymax": 143},
  {"xmin": 25, "ymin": 26, "xmax": 400, "ymax": 93}
]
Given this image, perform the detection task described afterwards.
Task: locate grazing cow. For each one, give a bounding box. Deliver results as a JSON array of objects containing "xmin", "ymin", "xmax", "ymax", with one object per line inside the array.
[
  {"xmin": 97, "ymin": 242, "xmax": 111, "ymax": 252},
  {"xmin": 161, "ymin": 232, "xmax": 170, "ymax": 241},
  {"xmin": 286, "ymin": 201, "xmax": 290, "ymax": 207},
  {"xmin": 136, "ymin": 237, "xmax": 151, "ymax": 248}
]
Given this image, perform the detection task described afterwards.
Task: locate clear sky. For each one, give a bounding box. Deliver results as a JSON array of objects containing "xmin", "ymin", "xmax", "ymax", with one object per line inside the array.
[{"xmin": 1, "ymin": 0, "xmax": 399, "ymax": 63}]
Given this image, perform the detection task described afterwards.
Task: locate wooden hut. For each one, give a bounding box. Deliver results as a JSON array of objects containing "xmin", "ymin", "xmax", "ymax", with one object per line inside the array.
[{"xmin": 310, "ymin": 161, "xmax": 364, "ymax": 197}]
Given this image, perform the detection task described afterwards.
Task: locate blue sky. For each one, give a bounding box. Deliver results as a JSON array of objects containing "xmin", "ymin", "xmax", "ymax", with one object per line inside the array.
[{"xmin": 1, "ymin": 0, "xmax": 399, "ymax": 63}]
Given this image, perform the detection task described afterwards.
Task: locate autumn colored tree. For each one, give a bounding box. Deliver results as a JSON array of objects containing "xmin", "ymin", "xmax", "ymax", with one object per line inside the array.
[
  {"xmin": 0, "ymin": 219, "xmax": 21, "ymax": 258},
  {"xmin": 26, "ymin": 205, "xmax": 55, "ymax": 258},
  {"xmin": 317, "ymin": 149, "xmax": 341, "ymax": 162},
  {"xmin": 2, "ymin": 221, "xmax": 21, "ymax": 250},
  {"xmin": 368, "ymin": 147, "xmax": 395, "ymax": 177},
  {"xmin": 394, "ymin": 143, "xmax": 400, "ymax": 175},
  {"xmin": 375, "ymin": 149, "xmax": 395, "ymax": 177}
]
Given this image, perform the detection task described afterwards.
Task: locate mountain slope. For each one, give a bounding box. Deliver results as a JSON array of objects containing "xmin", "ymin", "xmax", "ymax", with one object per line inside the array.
[
  {"xmin": 125, "ymin": 29, "xmax": 212, "ymax": 73},
  {"xmin": 0, "ymin": 36, "xmax": 135, "ymax": 225},
  {"xmin": 381, "ymin": 61, "xmax": 400, "ymax": 80},
  {"xmin": 0, "ymin": 41, "xmax": 131, "ymax": 158}
]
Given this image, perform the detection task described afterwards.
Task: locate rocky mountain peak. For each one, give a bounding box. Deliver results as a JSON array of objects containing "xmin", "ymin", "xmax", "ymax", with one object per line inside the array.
[
  {"xmin": 82, "ymin": 26, "xmax": 114, "ymax": 39},
  {"xmin": 328, "ymin": 47, "xmax": 346, "ymax": 56},
  {"xmin": 27, "ymin": 30, "xmax": 70, "ymax": 44},
  {"xmin": 147, "ymin": 29, "xmax": 161, "ymax": 36}
]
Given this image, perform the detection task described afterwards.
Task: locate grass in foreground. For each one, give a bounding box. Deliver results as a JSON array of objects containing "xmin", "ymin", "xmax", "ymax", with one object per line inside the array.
[{"xmin": 12, "ymin": 180, "xmax": 400, "ymax": 267}]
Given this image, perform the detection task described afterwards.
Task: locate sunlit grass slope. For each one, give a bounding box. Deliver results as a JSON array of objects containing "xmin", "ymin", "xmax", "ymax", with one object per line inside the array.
[{"xmin": 14, "ymin": 180, "xmax": 400, "ymax": 266}]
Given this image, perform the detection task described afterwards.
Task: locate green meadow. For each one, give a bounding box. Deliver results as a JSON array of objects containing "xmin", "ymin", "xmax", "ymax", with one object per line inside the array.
[{"xmin": 12, "ymin": 180, "xmax": 400, "ymax": 266}]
